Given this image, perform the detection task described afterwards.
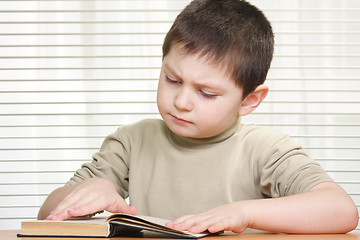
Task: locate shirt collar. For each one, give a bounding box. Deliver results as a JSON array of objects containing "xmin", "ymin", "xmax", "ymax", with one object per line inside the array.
[{"xmin": 168, "ymin": 118, "xmax": 242, "ymax": 148}]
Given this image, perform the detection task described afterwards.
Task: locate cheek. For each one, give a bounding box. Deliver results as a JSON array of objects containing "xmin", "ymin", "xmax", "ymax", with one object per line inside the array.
[
  {"xmin": 201, "ymin": 99, "xmax": 240, "ymax": 120},
  {"xmin": 157, "ymin": 82, "xmax": 170, "ymax": 109}
]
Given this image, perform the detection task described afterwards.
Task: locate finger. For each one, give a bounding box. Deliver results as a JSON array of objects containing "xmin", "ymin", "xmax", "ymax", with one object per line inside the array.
[
  {"xmin": 208, "ymin": 218, "xmax": 247, "ymax": 234},
  {"xmin": 49, "ymin": 189, "xmax": 86, "ymax": 216},
  {"xmin": 206, "ymin": 218, "xmax": 229, "ymax": 233},
  {"xmin": 187, "ymin": 215, "xmax": 223, "ymax": 233},
  {"xmin": 49, "ymin": 196, "xmax": 104, "ymax": 221},
  {"xmin": 175, "ymin": 215, "xmax": 211, "ymax": 232},
  {"xmin": 46, "ymin": 203, "xmax": 86, "ymax": 221},
  {"xmin": 46, "ymin": 211, "xmax": 71, "ymax": 221},
  {"xmin": 47, "ymin": 189, "xmax": 100, "ymax": 220},
  {"xmin": 166, "ymin": 215, "xmax": 196, "ymax": 230},
  {"xmin": 66, "ymin": 208, "xmax": 96, "ymax": 218}
]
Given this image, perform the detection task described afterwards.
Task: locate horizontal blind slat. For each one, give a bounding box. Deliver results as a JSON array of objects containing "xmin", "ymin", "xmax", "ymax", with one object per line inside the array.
[{"xmin": 0, "ymin": 0, "xmax": 359, "ymax": 232}]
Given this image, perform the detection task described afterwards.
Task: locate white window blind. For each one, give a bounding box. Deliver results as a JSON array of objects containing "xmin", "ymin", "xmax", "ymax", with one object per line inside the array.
[{"xmin": 0, "ymin": 0, "xmax": 359, "ymax": 232}]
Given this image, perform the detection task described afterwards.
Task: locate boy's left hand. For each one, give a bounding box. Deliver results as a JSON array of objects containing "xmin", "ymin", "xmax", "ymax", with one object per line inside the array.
[
  {"xmin": 165, "ymin": 202, "xmax": 249, "ymax": 234},
  {"xmin": 166, "ymin": 182, "xmax": 359, "ymax": 234}
]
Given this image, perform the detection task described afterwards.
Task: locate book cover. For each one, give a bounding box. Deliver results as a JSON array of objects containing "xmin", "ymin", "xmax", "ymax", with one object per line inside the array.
[{"xmin": 18, "ymin": 213, "xmax": 217, "ymax": 239}]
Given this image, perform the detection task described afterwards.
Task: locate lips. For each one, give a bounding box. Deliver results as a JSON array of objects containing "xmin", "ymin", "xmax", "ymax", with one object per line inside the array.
[{"xmin": 170, "ymin": 114, "xmax": 192, "ymax": 124}]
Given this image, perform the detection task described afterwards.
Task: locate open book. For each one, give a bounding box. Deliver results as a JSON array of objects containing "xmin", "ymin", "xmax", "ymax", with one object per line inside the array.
[{"xmin": 18, "ymin": 213, "xmax": 218, "ymax": 238}]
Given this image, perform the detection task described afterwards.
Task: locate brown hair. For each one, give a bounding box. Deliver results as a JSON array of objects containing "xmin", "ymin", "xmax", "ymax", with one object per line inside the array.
[{"xmin": 162, "ymin": 0, "xmax": 274, "ymax": 98}]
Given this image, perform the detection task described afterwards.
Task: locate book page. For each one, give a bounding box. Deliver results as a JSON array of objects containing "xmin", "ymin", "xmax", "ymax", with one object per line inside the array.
[{"xmin": 107, "ymin": 214, "xmax": 210, "ymax": 238}]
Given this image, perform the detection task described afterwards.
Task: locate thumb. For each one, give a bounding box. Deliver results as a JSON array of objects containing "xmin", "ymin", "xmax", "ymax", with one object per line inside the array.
[
  {"xmin": 109, "ymin": 197, "xmax": 137, "ymax": 215},
  {"xmin": 122, "ymin": 205, "xmax": 137, "ymax": 215}
]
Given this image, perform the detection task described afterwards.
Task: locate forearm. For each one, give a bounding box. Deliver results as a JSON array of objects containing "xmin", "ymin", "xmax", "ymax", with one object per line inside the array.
[
  {"xmin": 38, "ymin": 178, "xmax": 137, "ymax": 221},
  {"xmin": 246, "ymin": 182, "xmax": 358, "ymax": 233},
  {"xmin": 37, "ymin": 185, "xmax": 75, "ymax": 220}
]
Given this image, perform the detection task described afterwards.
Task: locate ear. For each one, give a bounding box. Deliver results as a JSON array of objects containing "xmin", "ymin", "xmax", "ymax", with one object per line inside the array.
[{"xmin": 239, "ymin": 84, "xmax": 269, "ymax": 116}]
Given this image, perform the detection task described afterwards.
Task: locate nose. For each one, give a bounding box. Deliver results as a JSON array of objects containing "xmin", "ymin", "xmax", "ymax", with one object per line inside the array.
[{"xmin": 174, "ymin": 88, "xmax": 193, "ymax": 112}]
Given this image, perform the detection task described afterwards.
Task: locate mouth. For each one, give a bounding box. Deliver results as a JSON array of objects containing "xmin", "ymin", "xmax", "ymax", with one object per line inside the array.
[{"xmin": 170, "ymin": 114, "xmax": 193, "ymax": 124}]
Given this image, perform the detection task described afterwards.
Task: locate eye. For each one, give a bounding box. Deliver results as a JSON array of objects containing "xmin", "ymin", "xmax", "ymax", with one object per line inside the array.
[
  {"xmin": 199, "ymin": 90, "xmax": 218, "ymax": 99},
  {"xmin": 165, "ymin": 75, "xmax": 181, "ymax": 85}
]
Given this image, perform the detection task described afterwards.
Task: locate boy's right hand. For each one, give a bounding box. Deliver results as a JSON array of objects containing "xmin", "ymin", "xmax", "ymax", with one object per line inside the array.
[{"xmin": 46, "ymin": 178, "xmax": 137, "ymax": 221}]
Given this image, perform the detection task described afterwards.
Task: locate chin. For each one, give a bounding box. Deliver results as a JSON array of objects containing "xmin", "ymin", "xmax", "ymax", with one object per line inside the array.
[
  {"xmin": 170, "ymin": 128, "xmax": 193, "ymax": 137},
  {"xmin": 167, "ymin": 125, "xmax": 195, "ymax": 138}
]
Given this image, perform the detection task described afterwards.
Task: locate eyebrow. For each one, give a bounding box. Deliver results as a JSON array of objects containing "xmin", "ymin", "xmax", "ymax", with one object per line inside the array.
[{"xmin": 163, "ymin": 63, "xmax": 180, "ymax": 79}]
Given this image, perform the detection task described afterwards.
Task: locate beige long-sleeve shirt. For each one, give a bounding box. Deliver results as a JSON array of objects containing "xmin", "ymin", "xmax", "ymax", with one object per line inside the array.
[{"xmin": 66, "ymin": 119, "xmax": 332, "ymax": 220}]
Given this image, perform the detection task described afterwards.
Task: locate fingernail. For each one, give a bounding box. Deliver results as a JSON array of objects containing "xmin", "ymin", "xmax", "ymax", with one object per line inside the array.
[
  {"xmin": 46, "ymin": 214, "xmax": 56, "ymax": 220},
  {"xmin": 165, "ymin": 222, "xmax": 175, "ymax": 228}
]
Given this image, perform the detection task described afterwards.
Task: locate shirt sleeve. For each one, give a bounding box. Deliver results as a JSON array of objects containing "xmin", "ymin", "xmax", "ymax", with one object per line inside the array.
[
  {"xmin": 65, "ymin": 127, "xmax": 131, "ymax": 199},
  {"xmin": 259, "ymin": 134, "xmax": 333, "ymax": 198}
]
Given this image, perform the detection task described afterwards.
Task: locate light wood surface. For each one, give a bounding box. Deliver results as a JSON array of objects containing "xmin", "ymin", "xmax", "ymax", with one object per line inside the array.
[{"xmin": 3, "ymin": 230, "xmax": 360, "ymax": 240}]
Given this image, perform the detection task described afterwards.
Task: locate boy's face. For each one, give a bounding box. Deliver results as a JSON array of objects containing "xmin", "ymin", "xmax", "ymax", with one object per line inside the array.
[{"xmin": 157, "ymin": 44, "xmax": 244, "ymax": 138}]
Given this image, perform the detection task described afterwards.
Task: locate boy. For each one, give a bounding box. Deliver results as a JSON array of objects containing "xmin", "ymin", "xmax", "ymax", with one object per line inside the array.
[{"xmin": 38, "ymin": 0, "xmax": 358, "ymax": 234}]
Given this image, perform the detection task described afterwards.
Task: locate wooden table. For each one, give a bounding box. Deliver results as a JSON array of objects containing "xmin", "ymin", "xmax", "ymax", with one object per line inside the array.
[{"xmin": 3, "ymin": 230, "xmax": 360, "ymax": 240}]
